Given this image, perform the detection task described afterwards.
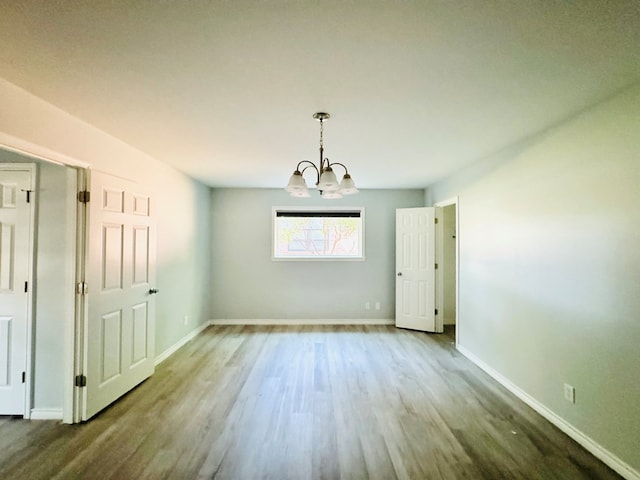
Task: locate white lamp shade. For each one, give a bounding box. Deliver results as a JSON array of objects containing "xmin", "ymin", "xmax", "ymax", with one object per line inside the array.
[
  {"xmin": 321, "ymin": 190, "xmax": 343, "ymax": 199},
  {"xmin": 338, "ymin": 174, "xmax": 358, "ymax": 195},
  {"xmin": 317, "ymin": 167, "xmax": 339, "ymax": 190},
  {"xmin": 285, "ymin": 171, "xmax": 307, "ymax": 192}
]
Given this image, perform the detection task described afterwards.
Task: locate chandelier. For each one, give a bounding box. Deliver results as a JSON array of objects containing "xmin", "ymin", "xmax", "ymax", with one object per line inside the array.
[{"xmin": 285, "ymin": 112, "xmax": 358, "ymax": 199}]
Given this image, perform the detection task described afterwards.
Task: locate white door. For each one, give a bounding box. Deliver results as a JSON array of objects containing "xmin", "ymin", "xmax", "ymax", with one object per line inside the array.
[
  {"xmin": 395, "ymin": 207, "xmax": 442, "ymax": 332},
  {"xmin": 0, "ymin": 167, "xmax": 34, "ymax": 414},
  {"xmin": 82, "ymin": 171, "xmax": 157, "ymax": 420}
]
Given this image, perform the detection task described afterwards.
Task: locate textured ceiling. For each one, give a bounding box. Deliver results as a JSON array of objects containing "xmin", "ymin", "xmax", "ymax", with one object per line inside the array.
[{"xmin": 1, "ymin": 1, "xmax": 639, "ymax": 188}]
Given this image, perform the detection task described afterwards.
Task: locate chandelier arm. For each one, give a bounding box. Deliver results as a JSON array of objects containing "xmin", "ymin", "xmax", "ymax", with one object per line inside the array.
[
  {"xmin": 296, "ymin": 160, "xmax": 321, "ymax": 184},
  {"xmin": 296, "ymin": 160, "xmax": 318, "ymax": 172},
  {"xmin": 327, "ymin": 161, "xmax": 349, "ymax": 174}
]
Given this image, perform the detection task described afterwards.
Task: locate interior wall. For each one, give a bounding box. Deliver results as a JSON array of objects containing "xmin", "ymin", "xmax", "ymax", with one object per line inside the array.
[
  {"xmin": 442, "ymin": 204, "xmax": 456, "ymax": 325},
  {"xmin": 0, "ymin": 79, "xmax": 212, "ymax": 368},
  {"xmin": 427, "ymin": 83, "xmax": 640, "ymax": 474},
  {"xmin": 33, "ymin": 160, "xmax": 76, "ymax": 412},
  {"xmin": 153, "ymin": 175, "xmax": 211, "ymax": 353},
  {"xmin": 210, "ymin": 188, "xmax": 424, "ymax": 321}
]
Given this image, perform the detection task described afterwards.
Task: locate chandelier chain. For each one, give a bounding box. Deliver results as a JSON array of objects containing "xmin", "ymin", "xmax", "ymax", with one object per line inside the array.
[{"xmin": 319, "ymin": 118, "xmax": 324, "ymax": 150}]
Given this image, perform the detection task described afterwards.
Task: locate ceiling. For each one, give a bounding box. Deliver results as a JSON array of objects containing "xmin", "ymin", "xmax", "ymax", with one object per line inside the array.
[{"xmin": 1, "ymin": 1, "xmax": 639, "ymax": 189}]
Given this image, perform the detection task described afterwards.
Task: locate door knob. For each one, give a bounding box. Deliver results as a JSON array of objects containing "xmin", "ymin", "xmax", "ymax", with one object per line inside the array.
[
  {"xmin": 397, "ymin": 272, "xmax": 402, "ymax": 276},
  {"xmin": 148, "ymin": 288, "xmax": 159, "ymax": 294}
]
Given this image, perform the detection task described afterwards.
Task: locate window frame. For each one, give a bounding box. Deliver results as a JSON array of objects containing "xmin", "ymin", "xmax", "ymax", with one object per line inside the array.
[{"xmin": 272, "ymin": 206, "xmax": 366, "ymax": 261}]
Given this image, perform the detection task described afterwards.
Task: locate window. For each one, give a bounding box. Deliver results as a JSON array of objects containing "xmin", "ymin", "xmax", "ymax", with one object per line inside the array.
[{"xmin": 273, "ymin": 207, "xmax": 364, "ymax": 260}]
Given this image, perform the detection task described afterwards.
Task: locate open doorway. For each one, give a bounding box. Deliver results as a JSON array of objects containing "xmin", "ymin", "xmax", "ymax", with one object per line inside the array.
[
  {"xmin": 0, "ymin": 148, "xmax": 80, "ymax": 422},
  {"xmin": 435, "ymin": 197, "xmax": 458, "ymax": 345}
]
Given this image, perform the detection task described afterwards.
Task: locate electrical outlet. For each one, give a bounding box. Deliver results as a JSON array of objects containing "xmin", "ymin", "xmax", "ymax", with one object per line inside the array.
[
  {"xmin": 365, "ymin": 302, "xmax": 371, "ymax": 310},
  {"xmin": 183, "ymin": 315, "xmax": 189, "ymax": 326},
  {"xmin": 375, "ymin": 302, "xmax": 381, "ymax": 310},
  {"xmin": 564, "ymin": 383, "xmax": 575, "ymax": 404}
]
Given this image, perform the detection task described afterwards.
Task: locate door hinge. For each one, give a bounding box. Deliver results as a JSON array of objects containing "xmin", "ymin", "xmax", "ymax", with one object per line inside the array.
[
  {"xmin": 76, "ymin": 282, "xmax": 88, "ymax": 295},
  {"xmin": 22, "ymin": 372, "xmax": 26, "ymax": 383},
  {"xmin": 24, "ymin": 281, "xmax": 28, "ymax": 293},
  {"xmin": 78, "ymin": 191, "xmax": 90, "ymax": 203},
  {"xmin": 435, "ymin": 263, "xmax": 438, "ymax": 270},
  {"xmin": 435, "ymin": 309, "xmax": 438, "ymax": 315},
  {"xmin": 75, "ymin": 375, "xmax": 87, "ymax": 387},
  {"xmin": 434, "ymin": 217, "xmax": 438, "ymax": 224}
]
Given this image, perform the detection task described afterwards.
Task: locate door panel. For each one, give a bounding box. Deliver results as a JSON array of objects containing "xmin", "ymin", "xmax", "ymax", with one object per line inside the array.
[
  {"xmin": 0, "ymin": 168, "xmax": 33, "ymax": 414},
  {"xmin": 132, "ymin": 226, "xmax": 149, "ymax": 285},
  {"xmin": 131, "ymin": 302, "xmax": 148, "ymax": 365},
  {"xmin": 0, "ymin": 317, "xmax": 12, "ymax": 386},
  {"xmin": 395, "ymin": 207, "xmax": 441, "ymax": 332},
  {"xmin": 83, "ymin": 171, "xmax": 156, "ymax": 420},
  {"xmin": 102, "ymin": 223, "xmax": 124, "ymax": 290},
  {"xmin": 100, "ymin": 310, "xmax": 123, "ymax": 384},
  {"xmin": 0, "ymin": 223, "xmax": 15, "ymax": 290}
]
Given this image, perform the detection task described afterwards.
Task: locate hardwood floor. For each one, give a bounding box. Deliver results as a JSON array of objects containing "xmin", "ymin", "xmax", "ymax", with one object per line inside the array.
[{"xmin": 0, "ymin": 325, "xmax": 623, "ymax": 480}]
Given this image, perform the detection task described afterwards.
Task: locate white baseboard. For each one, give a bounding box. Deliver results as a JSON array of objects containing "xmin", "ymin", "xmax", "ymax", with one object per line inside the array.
[
  {"xmin": 154, "ymin": 321, "xmax": 211, "ymax": 366},
  {"xmin": 30, "ymin": 408, "xmax": 63, "ymax": 420},
  {"xmin": 210, "ymin": 318, "xmax": 395, "ymax": 326},
  {"xmin": 457, "ymin": 345, "xmax": 640, "ymax": 480}
]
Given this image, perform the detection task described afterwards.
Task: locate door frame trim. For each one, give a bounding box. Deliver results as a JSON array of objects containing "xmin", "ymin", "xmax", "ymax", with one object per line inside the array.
[
  {"xmin": 0, "ymin": 133, "xmax": 90, "ymax": 169},
  {"xmin": 71, "ymin": 168, "xmax": 88, "ymax": 424},
  {"xmin": 434, "ymin": 196, "xmax": 459, "ymax": 348},
  {"xmin": 0, "ymin": 163, "xmax": 36, "ymax": 418}
]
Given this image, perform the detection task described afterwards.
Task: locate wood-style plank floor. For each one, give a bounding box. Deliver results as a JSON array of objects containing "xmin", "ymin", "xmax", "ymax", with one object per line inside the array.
[{"xmin": 0, "ymin": 325, "xmax": 622, "ymax": 480}]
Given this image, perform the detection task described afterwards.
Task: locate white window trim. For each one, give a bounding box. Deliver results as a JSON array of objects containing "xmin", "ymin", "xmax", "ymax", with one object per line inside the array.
[{"xmin": 272, "ymin": 206, "xmax": 365, "ymax": 261}]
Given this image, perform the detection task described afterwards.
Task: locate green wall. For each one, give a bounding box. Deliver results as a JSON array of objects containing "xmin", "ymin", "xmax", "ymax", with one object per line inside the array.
[
  {"xmin": 210, "ymin": 188, "xmax": 424, "ymax": 320},
  {"xmin": 428, "ymin": 84, "xmax": 640, "ymax": 474},
  {"xmin": 1, "ymin": 79, "xmax": 212, "ymax": 414}
]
